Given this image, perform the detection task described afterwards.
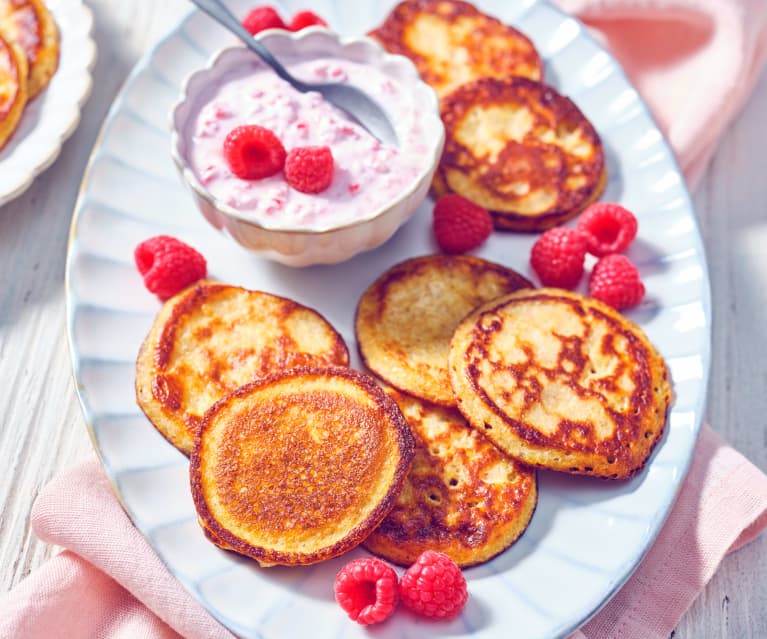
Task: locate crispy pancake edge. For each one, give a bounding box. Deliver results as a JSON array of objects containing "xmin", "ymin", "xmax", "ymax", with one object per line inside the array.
[
  {"xmin": 439, "ymin": 76, "xmax": 606, "ymax": 231},
  {"xmin": 369, "ymin": 0, "xmax": 543, "ymax": 97},
  {"xmin": 0, "ymin": 32, "xmax": 27, "ymax": 150},
  {"xmin": 190, "ymin": 366, "xmax": 416, "ymax": 566},
  {"xmin": 363, "ymin": 389, "xmax": 537, "ymax": 567},
  {"xmin": 135, "ymin": 281, "xmax": 350, "ymax": 456},
  {"xmin": 355, "ymin": 254, "xmax": 533, "ymax": 406},
  {"xmin": 25, "ymin": 0, "xmax": 58, "ymax": 98},
  {"xmin": 448, "ymin": 288, "xmax": 672, "ymax": 479}
]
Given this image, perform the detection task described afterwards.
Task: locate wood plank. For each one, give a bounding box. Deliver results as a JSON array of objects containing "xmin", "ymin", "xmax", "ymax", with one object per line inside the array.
[{"xmin": 673, "ymin": 67, "xmax": 767, "ymax": 639}]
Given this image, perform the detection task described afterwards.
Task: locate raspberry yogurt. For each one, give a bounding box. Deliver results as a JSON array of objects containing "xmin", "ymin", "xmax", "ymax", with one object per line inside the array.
[{"xmin": 184, "ymin": 55, "xmax": 434, "ymax": 230}]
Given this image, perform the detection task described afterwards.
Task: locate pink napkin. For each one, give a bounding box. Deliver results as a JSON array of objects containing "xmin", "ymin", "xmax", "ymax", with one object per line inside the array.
[
  {"xmin": 3, "ymin": 0, "xmax": 767, "ymax": 637},
  {"xmin": 556, "ymin": 0, "xmax": 767, "ymax": 187}
]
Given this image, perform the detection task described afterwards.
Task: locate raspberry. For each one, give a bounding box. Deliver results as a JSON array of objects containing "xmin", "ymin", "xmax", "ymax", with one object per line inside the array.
[
  {"xmin": 432, "ymin": 194, "xmax": 493, "ymax": 254},
  {"xmin": 223, "ymin": 125, "xmax": 286, "ymax": 180},
  {"xmin": 242, "ymin": 6, "xmax": 286, "ymax": 35},
  {"xmin": 334, "ymin": 557, "xmax": 399, "ymax": 625},
  {"xmin": 589, "ymin": 254, "xmax": 645, "ymax": 309},
  {"xmin": 399, "ymin": 551, "xmax": 467, "ymax": 620},
  {"xmin": 284, "ymin": 146, "xmax": 334, "ymax": 193},
  {"xmin": 577, "ymin": 202, "xmax": 638, "ymax": 257},
  {"xmin": 134, "ymin": 236, "xmax": 207, "ymax": 301},
  {"xmin": 289, "ymin": 10, "xmax": 328, "ymax": 30},
  {"xmin": 529, "ymin": 226, "xmax": 587, "ymax": 288}
]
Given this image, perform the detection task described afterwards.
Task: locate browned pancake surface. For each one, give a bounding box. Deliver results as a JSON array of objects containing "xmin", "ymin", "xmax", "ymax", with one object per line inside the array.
[
  {"xmin": 136, "ymin": 281, "xmax": 349, "ymax": 455},
  {"xmin": 0, "ymin": 31, "xmax": 26, "ymax": 149},
  {"xmin": 364, "ymin": 388, "xmax": 537, "ymax": 567},
  {"xmin": 355, "ymin": 255, "xmax": 532, "ymax": 406},
  {"xmin": 449, "ymin": 289, "xmax": 671, "ymax": 478},
  {"xmin": 370, "ymin": 0, "xmax": 542, "ymax": 98},
  {"xmin": 439, "ymin": 77, "xmax": 606, "ymax": 231},
  {"xmin": 0, "ymin": 0, "xmax": 58, "ymax": 98},
  {"xmin": 191, "ymin": 367, "xmax": 415, "ymax": 566}
]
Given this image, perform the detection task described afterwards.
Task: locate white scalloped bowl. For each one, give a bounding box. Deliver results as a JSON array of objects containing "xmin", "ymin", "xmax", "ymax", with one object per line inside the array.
[{"xmin": 170, "ymin": 29, "xmax": 444, "ymax": 267}]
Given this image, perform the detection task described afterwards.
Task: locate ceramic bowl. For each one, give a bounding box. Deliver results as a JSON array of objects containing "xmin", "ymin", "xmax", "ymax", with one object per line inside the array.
[{"xmin": 170, "ymin": 28, "xmax": 444, "ymax": 267}]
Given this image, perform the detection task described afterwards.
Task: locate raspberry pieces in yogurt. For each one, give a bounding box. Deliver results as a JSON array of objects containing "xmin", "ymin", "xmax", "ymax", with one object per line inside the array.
[{"xmin": 186, "ymin": 56, "xmax": 429, "ymax": 230}]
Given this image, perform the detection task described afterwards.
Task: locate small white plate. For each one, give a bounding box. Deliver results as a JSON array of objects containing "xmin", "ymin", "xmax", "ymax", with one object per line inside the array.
[
  {"xmin": 0, "ymin": 0, "xmax": 96, "ymax": 206},
  {"xmin": 66, "ymin": 1, "xmax": 711, "ymax": 637}
]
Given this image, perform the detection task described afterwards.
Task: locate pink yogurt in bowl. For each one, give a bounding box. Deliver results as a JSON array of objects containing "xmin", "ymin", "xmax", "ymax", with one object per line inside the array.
[{"xmin": 171, "ymin": 29, "xmax": 444, "ymax": 266}]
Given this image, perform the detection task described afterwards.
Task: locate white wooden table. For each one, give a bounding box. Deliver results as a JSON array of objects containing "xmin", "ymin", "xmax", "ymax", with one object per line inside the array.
[{"xmin": 1, "ymin": 2, "xmax": 765, "ymax": 637}]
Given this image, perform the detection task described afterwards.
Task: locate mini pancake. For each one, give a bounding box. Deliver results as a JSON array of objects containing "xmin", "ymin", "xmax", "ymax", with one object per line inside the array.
[
  {"xmin": 439, "ymin": 77, "xmax": 606, "ymax": 231},
  {"xmin": 190, "ymin": 367, "xmax": 415, "ymax": 566},
  {"xmin": 364, "ymin": 387, "xmax": 537, "ymax": 567},
  {"xmin": 449, "ymin": 289, "xmax": 671, "ymax": 479},
  {"xmin": 355, "ymin": 255, "xmax": 532, "ymax": 406},
  {"xmin": 136, "ymin": 281, "xmax": 349, "ymax": 456},
  {"xmin": 0, "ymin": 31, "xmax": 26, "ymax": 150},
  {"xmin": 369, "ymin": 0, "xmax": 542, "ymax": 98},
  {"xmin": 0, "ymin": 0, "xmax": 59, "ymax": 98}
]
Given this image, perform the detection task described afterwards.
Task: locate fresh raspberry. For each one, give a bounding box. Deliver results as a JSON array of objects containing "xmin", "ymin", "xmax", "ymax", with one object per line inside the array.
[
  {"xmin": 289, "ymin": 10, "xmax": 328, "ymax": 30},
  {"xmin": 284, "ymin": 145, "xmax": 334, "ymax": 193},
  {"xmin": 399, "ymin": 551, "xmax": 467, "ymax": 620},
  {"xmin": 577, "ymin": 202, "xmax": 638, "ymax": 257},
  {"xmin": 589, "ymin": 254, "xmax": 645, "ymax": 309},
  {"xmin": 432, "ymin": 194, "xmax": 493, "ymax": 254},
  {"xmin": 242, "ymin": 6, "xmax": 286, "ymax": 35},
  {"xmin": 334, "ymin": 557, "xmax": 399, "ymax": 625},
  {"xmin": 530, "ymin": 226, "xmax": 587, "ymax": 288},
  {"xmin": 134, "ymin": 236, "xmax": 207, "ymax": 301},
  {"xmin": 223, "ymin": 125, "xmax": 286, "ymax": 180}
]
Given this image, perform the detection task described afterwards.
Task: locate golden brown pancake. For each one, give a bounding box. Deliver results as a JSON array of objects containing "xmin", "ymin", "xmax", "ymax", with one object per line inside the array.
[
  {"xmin": 190, "ymin": 367, "xmax": 415, "ymax": 566},
  {"xmin": 0, "ymin": 31, "xmax": 26, "ymax": 150},
  {"xmin": 439, "ymin": 77, "xmax": 606, "ymax": 231},
  {"xmin": 355, "ymin": 255, "xmax": 532, "ymax": 407},
  {"xmin": 370, "ymin": 0, "xmax": 542, "ymax": 98},
  {"xmin": 449, "ymin": 289, "xmax": 671, "ymax": 479},
  {"xmin": 0, "ymin": 0, "xmax": 59, "ymax": 98},
  {"xmin": 136, "ymin": 281, "xmax": 349, "ymax": 456},
  {"xmin": 364, "ymin": 387, "xmax": 537, "ymax": 567}
]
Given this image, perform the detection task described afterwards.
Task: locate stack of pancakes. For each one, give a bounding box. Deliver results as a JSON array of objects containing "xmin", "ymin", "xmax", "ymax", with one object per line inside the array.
[
  {"xmin": 0, "ymin": 0, "xmax": 59, "ymax": 151},
  {"xmin": 356, "ymin": 255, "xmax": 539, "ymax": 566},
  {"xmin": 356, "ymin": 256, "xmax": 671, "ymax": 565},
  {"xmin": 136, "ymin": 281, "xmax": 415, "ymax": 567},
  {"xmin": 371, "ymin": 0, "xmax": 606, "ymax": 231}
]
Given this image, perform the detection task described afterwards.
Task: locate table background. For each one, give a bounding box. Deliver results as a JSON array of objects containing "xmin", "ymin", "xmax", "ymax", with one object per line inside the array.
[{"xmin": 1, "ymin": 1, "xmax": 765, "ymax": 637}]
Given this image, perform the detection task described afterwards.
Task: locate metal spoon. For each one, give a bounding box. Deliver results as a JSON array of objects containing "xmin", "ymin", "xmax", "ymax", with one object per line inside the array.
[{"xmin": 189, "ymin": 0, "xmax": 398, "ymax": 147}]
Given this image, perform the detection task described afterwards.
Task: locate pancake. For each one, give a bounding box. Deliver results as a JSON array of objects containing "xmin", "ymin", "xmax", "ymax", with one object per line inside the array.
[
  {"xmin": 370, "ymin": 0, "xmax": 542, "ymax": 98},
  {"xmin": 448, "ymin": 288, "xmax": 671, "ymax": 479},
  {"xmin": 364, "ymin": 388, "xmax": 537, "ymax": 567},
  {"xmin": 355, "ymin": 255, "xmax": 532, "ymax": 407},
  {"xmin": 0, "ymin": 31, "xmax": 26, "ymax": 150},
  {"xmin": 439, "ymin": 77, "xmax": 606, "ymax": 231},
  {"xmin": 190, "ymin": 367, "xmax": 416, "ymax": 566},
  {"xmin": 0, "ymin": 0, "xmax": 59, "ymax": 98},
  {"xmin": 136, "ymin": 281, "xmax": 349, "ymax": 456}
]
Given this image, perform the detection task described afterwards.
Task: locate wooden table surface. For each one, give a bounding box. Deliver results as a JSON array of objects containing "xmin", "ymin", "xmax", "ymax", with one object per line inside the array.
[{"xmin": 1, "ymin": 2, "xmax": 765, "ymax": 637}]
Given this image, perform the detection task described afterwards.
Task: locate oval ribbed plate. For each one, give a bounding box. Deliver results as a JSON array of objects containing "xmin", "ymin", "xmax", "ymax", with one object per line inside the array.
[
  {"xmin": 65, "ymin": 1, "xmax": 711, "ymax": 637},
  {"xmin": 0, "ymin": 0, "xmax": 96, "ymax": 206}
]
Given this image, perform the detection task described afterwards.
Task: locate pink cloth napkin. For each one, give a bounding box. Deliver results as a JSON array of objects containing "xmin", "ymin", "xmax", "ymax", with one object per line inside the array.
[
  {"xmin": 556, "ymin": 0, "xmax": 767, "ymax": 187},
  {"xmin": 3, "ymin": 1, "xmax": 767, "ymax": 638}
]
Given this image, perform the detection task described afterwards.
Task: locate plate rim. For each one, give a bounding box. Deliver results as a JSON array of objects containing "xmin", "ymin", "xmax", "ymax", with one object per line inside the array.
[{"xmin": 64, "ymin": 1, "xmax": 713, "ymax": 637}]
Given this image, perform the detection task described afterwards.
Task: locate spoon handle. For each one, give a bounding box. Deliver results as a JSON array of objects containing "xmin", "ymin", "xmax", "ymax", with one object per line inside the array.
[{"xmin": 188, "ymin": 0, "xmax": 309, "ymax": 90}]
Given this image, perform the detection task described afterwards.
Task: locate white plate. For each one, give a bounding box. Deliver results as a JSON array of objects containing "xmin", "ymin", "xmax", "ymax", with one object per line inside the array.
[
  {"xmin": 0, "ymin": 0, "xmax": 96, "ymax": 206},
  {"xmin": 65, "ymin": 1, "xmax": 711, "ymax": 637}
]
